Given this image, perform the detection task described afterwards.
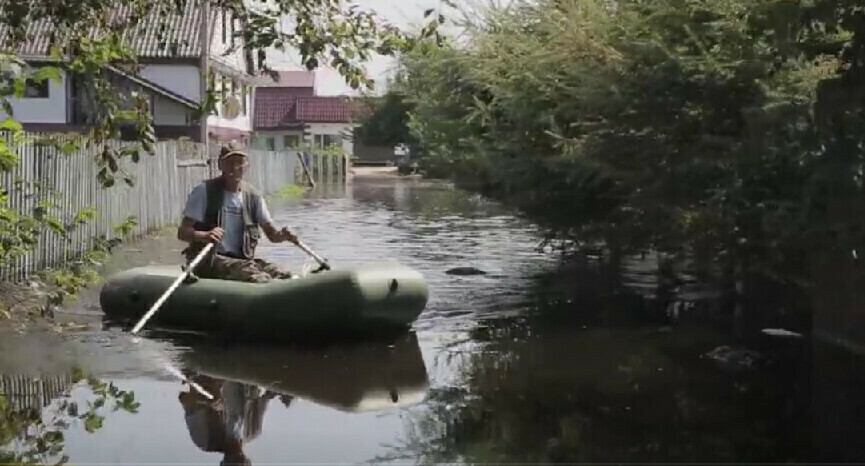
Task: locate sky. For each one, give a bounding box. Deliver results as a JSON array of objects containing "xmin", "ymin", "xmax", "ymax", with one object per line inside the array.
[{"xmin": 265, "ymin": 0, "xmax": 444, "ymax": 96}]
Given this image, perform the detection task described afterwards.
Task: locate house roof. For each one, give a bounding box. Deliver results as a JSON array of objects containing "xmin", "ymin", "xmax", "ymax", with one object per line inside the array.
[
  {"xmin": 0, "ymin": 2, "xmax": 216, "ymax": 59},
  {"xmin": 296, "ymin": 96, "xmax": 351, "ymax": 123},
  {"xmin": 254, "ymin": 87, "xmax": 351, "ymax": 129}
]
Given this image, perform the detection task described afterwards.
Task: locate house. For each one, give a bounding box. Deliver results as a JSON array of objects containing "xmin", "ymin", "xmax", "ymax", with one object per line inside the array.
[
  {"xmin": 252, "ymin": 70, "xmax": 355, "ymax": 157},
  {"xmin": 0, "ymin": 1, "xmax": 262, "ymax": 145}
]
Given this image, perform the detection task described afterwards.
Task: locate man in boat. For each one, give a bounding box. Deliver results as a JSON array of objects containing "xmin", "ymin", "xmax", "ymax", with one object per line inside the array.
[{"xmin": 178, "ymin": 144, "xmax": 297, "ymax": 283}]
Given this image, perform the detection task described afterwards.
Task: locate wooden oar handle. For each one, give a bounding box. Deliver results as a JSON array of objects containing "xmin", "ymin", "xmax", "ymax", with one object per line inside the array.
[{"xmin": 131, "ymin": 242, "xmax": 214, "ymax": 334}]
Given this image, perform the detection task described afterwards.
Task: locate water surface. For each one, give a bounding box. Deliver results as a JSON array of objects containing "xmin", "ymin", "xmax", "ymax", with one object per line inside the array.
[{"xmin": 1, "ymin": 174, "xmax": 864, "ymax": 464}]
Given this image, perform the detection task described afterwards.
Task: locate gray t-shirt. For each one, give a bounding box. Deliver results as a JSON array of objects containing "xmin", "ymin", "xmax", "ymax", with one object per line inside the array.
[{"xmin": 182, "ymin": 182, "xmax": 273, "ymax": 256}]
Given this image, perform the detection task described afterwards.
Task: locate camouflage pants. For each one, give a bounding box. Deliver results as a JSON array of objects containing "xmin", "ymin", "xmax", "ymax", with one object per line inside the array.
[{"xmin": 199, "ymin": 254, "xmax": 293, "ymax": 283}]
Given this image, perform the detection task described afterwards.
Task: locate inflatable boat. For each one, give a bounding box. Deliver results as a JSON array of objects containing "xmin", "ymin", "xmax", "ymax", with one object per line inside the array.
[{"xmin": 99, "ymin": 262, "xmax": 429, "ymax": 337}]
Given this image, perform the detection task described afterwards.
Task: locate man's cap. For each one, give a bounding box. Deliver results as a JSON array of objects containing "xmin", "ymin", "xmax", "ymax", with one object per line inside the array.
[{"xmin": 218, "ymin": 145, "xmax": 248, "ymax": 160}]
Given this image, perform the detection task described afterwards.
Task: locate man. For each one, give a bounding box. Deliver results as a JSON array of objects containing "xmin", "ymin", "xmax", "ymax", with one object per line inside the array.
[{"xmin": 178, "ymin": 145, "xmax": 297, "ymax": 283}]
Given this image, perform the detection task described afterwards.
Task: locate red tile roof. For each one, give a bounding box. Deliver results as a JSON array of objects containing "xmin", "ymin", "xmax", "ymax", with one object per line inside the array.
[
  {"xmin": 296, "ymin": 96, "xmax": 351, "ymax": 123},
  {"xmin": 254, "ymin": 88, "xmax": 351, "ymax": 129}
]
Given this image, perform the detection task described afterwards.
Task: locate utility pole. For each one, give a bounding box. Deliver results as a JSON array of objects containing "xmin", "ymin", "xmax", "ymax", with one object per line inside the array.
[{"xmin": 199, "ymin": 0, "xmax": 209, "ymax": 147}]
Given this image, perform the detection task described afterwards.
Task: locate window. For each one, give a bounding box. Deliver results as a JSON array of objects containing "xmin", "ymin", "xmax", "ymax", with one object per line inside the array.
[
  {"xmin": 3, "ymin": 75, "xmax": 49, "ymax": 98},
  {"xmin": 230, "ymin": 16, "xmax": 236, "ymax": 48},
  {"xmin": 314, "ymin": 134, "xmax": 341, "ymax": 148},
  {"xmin": 241, "ymin": 85, "xmax": 247, "ymax": 114},
  {"xmin": 22, "ymin": 78, "xmax": 48, "ymax": 98},
  {"xmin": 283, "ymin": 134, "xmax": 300, "ymax": 148},
  {"xmin": 324, "ymin": 134, "xmax": 341, "ymax": 147}
]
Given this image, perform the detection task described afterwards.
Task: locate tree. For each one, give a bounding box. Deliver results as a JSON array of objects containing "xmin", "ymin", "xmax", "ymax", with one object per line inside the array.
[{"xmin": 353, "ymin": 89, "xmax": 417, "ymax": 148}]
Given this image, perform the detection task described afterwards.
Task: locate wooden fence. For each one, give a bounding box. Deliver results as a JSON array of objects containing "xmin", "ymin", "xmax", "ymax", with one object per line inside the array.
[{"xmin": 0, "ymin": 135, "xmax": 346, "ymax": 282}]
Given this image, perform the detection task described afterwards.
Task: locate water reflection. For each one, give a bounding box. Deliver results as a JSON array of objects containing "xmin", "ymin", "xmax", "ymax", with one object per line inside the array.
[
  {"xmin": 381, "ymin": 326, "xmax": 815, "ymax": 463},
  {"xmin": 0, "ymin": 370, "xmax": 140, "ymax": 464},
  {"xmin": 176, "ymin": 332, "xmax": 429, "ymax": 413},
  {"xmin": 179, "ymin": 376, "xmax": 286, "ymax": 466},
  {"xmin": 167, "ymin": 331, "xmax": 430, "ymax": 465}
]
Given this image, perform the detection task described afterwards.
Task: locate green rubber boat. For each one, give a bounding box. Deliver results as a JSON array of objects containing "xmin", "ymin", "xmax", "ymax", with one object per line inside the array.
[{"xmin": 99, "ymin": 262, "xmax": 429, "ymax": 337}]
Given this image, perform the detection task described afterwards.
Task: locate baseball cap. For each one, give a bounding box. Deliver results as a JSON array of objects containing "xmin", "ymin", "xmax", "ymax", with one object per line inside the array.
[{"xmin": 218, "ymin": 145, "xmax": 248, "ymax": 160}]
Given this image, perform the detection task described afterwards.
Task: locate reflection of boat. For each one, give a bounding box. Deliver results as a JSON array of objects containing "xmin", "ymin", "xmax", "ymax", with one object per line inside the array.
[
  {"xmin": 178, "ymin": 332, "xmax": 430, "ymax": 413},
  {"xmin": 99, "ymin": 263, "xmax": 429, "ymax": 337}
]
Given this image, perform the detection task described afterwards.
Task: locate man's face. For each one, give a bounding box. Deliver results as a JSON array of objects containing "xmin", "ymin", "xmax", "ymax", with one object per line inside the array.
[{"xmin": 219, "ymin": 155, "xmax": 248, "ymax": 181}]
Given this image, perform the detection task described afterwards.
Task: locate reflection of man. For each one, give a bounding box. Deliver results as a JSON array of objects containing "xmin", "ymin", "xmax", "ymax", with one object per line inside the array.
[{"xmin": 178, "ymin": 374, "xmax": 294, "ymax": 466}]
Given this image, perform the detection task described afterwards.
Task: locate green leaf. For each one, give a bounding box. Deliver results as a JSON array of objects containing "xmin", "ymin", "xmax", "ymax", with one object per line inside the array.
[
  {"xmin": 0, "ymin": 118, "xmax": 21, "ymax": 132},
  {"xmin": 31, "ymin": 66, "xmax": 62, "ymax": 83},
  {"xmin": 83, "ymin": 413, "xmax": 104, "ymax": 433}
]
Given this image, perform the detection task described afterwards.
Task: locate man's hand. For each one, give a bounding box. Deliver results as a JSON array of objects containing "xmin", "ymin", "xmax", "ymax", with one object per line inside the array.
[
  {"xmin": 197, "ymin": 227, "xmax": 224, "ymax": 243},
  {"xmin": 279, "ymin": 227, "xmax": 298, "ymax": 244}
]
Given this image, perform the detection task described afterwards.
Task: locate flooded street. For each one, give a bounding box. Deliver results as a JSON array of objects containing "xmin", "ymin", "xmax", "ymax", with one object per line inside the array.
[{"xmin": 2, "ymin": 174, "xmax": 865, "ymax": 464}]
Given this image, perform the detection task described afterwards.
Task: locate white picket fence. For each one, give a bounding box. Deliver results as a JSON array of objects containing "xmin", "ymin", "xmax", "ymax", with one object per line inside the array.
[{"xmin": 0, "ymin": 135, "xmax": 344, "ymax": 282}]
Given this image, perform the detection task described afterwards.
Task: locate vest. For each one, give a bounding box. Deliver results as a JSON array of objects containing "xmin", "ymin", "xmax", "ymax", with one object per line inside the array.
[{"xmin": 183, "ymin": 177, "xmax": 262, "ymax": 263}]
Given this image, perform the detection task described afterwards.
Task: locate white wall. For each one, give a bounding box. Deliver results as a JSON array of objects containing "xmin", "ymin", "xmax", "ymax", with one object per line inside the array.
[
  {"xmin": 207, "ymin": 74, "xmax": 252, "ymax": 132},
  {"xmin": 152, "ymin": 96, "xmax": 191, "ymax": 125},
  {"xmin": 0, "ymin": 68, "xmax": 67, "ymax": 123},
  {"xmin": 210, "ymin": 8, "xmax": 248, "ymax": 74},
  {"xmin": 253, "ymin": 130, "xmax": 303, "ymax": 151},
  {"xmin": 139, "ymin": 65, "xmax": 200, "ymax": 102},
  {"xmin": 206, "ymin": 7, "xmax": 254, "ymax": 135}
]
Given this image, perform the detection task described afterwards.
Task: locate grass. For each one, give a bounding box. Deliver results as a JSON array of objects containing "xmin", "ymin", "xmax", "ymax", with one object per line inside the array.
[{"xmin": 267, "ymin": 184, "xmax": 309, "ymax": 200}]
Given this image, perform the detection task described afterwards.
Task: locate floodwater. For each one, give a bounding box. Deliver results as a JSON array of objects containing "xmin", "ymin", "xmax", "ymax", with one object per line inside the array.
[{"xmin": 2, "ymin": 173, "xmax": 865, "ymax": 464}]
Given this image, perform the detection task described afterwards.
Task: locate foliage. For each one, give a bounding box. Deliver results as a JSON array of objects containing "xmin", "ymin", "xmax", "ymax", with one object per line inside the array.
[
  {"xmin": 398, "ymin": 0, "xmax": 865, "ymax": 284},
  {"xmin": 0, "ymin": 368, "xmax": 139, "ymax": 464},
  {"xmin": 34, "ymin": 215, "xmax": 139, "ymax": 318},
  {"xmin": 267, "ymin": 184, "xmax": 308, "ymax": 200},
  {"xmin": 353, "ymin": 86, "xmax": 418, "ymax": 148}
]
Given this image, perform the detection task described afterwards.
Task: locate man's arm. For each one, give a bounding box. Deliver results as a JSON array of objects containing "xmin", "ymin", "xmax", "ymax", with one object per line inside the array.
[
  {"xmin": 257, "ymin": 196, "xmax": 297, "ymax": 244},
  {"xmin": 261, "ymin": 221, "xmax": 297, "ymax": 244},
  {"xmin": 177, "ymin": 184, "xmax": 223, "ymax": 244},
  {"xmin": 178, "ymin": 216, "xmax": 224, "ymax": 244}
]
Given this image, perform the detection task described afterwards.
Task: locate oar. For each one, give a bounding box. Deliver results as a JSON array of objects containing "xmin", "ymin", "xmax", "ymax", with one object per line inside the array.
[
  {"xmin": 163, "ymin": 363, "xmax": 215, "ymax": 400},
  {"xmin": 131, "ymin": 242, "xmax": 214, "ymax": 335},
  {"xmin": 292, "ymin": 239, "xmax": 331, "ymax": 271}
]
